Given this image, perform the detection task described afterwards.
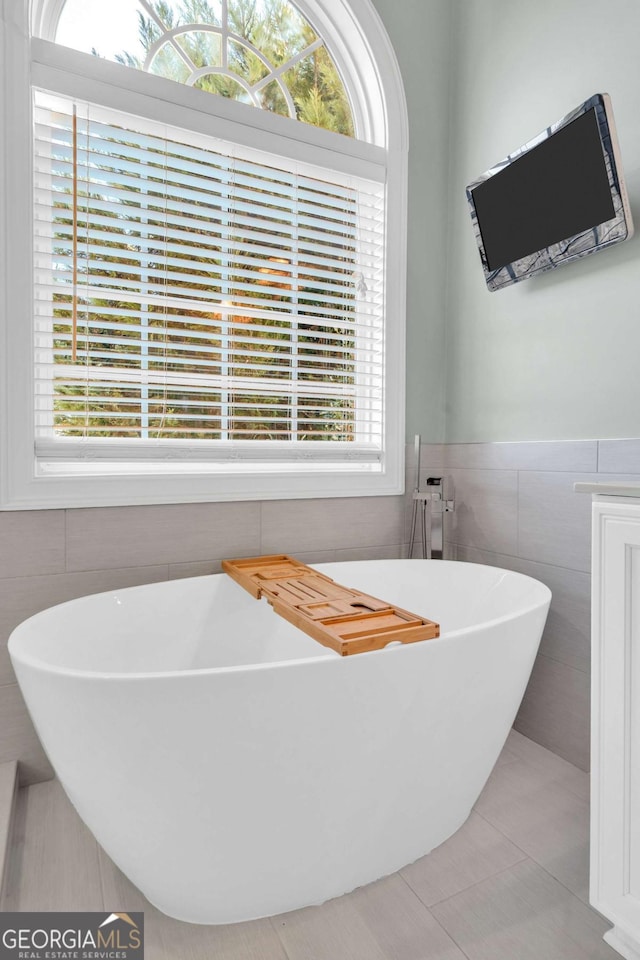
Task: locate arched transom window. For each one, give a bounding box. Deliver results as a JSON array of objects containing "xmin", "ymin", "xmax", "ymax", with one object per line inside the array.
[{"xmin": 55, "ymin": 0, "xmax": 354, "ymax": 135}]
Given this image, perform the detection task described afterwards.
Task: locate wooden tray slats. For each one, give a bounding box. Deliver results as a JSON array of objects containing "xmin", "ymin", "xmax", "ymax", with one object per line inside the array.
[
  {"xmin": 221, "ymin": 554, "xmax": 329, "ymax": 598},
  {"xmin": 222, "ymin": 554, "xmax": 439, "ymax": 656}
]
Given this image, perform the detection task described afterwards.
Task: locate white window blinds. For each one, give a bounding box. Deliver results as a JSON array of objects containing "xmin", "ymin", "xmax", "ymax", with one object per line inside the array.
[{"xmin": 33, "ymin": 91, "xmax": 386, "ymax": 463}]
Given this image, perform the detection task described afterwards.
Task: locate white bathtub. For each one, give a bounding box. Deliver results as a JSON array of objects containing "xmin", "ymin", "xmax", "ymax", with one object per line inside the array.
[{"xmin": 9, "ymin": 559, "xmax": 550, "ymax": 924}]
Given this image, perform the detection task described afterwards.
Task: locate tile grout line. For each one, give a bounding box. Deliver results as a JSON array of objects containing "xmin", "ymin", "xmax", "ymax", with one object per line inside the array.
[
  {"xmin": 529, "ymin": 648, "xmax": 589, "ymax": 678},
  {"xmin": 498, "ymin": 737, "xmax": 591, "ymax": 790},
  {"xmin": 268, "ymin": 914, "xmax": 295, "ymax": 960},
  {"xmin": 510, "ymin": 726, "xmax": 590, "ymax": 777},
  {"xmin": 473, "ymin": 797, "xmax": 540, "ymax": 860},
  {"xmin": 399, "ymin": 848, "xmax": 528, "ymax": 911},
  {"xmin": 0, "ymin": 762, "xmax": 19, "ymax": 905},
  {"xmin": 472, "ymin": 805, "xmax": 592, "ymax": 902},
  {"xmin": 0, "ymin": 785, "xmax": 27, "ymax": 912},
  {"xmin": 516, "ymin": 468, "xmax": 520, "ymax": 557},
  {"xmin": 446, "ymin": 463, "xmax": 592, "ymax": 474},
  {"xmin": 0, "ymin": 561, "xmax": 175, "ymax": 584},
  {"xmin": 494, "ymin": 750, "xmax": 521, "ymax": 768},
  {"xmin": 96, "ymin": 843, "xmax": 107, "ymax": 911},
  {"xmin": 393, "ymin": 871, "xmax": 476, "ymax": 960},
  {"xmin": 452, "ymin": 542, "xmax": 589, "ymax": 576},
  {"xmin": 503, "ymin": 740, "xmax": 590, "ymax": 794},
  {"xmin": 64, "ymin": 508, "xmax": 68, "ymax": 574}
]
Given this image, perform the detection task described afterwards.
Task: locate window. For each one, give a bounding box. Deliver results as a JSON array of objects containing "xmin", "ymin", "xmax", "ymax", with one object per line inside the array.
[
  {"xmin": 34, "ymin": 92, "xmax": 383, "ymax": 449},
  {"xmin": 55, "ymin": 0, "xmax": 354, "ymax": 135},
  {"xmin": 1, "ymin": 0, "xmax": 408, "ymax": 508}
]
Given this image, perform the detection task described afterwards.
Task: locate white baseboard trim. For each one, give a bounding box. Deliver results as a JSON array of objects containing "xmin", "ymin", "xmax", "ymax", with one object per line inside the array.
[
  {"xmin": 604, "ymin": 926, "xmax": 640, "ymax": 960},
  {"xmin": 0, "ymin": 761, "xmax": 19, "ymax": 902}
]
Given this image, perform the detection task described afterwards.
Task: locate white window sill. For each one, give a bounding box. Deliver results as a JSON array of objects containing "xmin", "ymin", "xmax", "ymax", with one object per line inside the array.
[{"xmin": 1, "ymin": 458, "xmax": 403, "ymax": 509}]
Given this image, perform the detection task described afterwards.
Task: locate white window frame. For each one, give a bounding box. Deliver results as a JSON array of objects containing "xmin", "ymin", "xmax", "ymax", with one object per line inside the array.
[{"xmin": 0, "ymin": 0, "xmax": 408, "ymax": 509}]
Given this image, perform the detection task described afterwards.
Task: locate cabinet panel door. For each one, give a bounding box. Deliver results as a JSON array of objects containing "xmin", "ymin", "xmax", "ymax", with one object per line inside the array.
[{"xmin": 592, "ymin": 501, "xmax": 640, "ymax": 931}]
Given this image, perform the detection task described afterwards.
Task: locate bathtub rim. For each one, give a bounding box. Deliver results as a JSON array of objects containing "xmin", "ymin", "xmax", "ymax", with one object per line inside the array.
[{"xmin": 8, "ymin": 559, "xmax": 552, "ymax": 682}]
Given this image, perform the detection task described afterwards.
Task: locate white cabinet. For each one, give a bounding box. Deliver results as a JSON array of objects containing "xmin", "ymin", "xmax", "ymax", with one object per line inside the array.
[{"xmin": 589, "ymin": 492, "xmax": 640, "ymax": 960}]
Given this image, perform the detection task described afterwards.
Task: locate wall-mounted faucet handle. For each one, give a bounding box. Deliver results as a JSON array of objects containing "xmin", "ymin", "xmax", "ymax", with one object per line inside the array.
[
  {"xmin": 425, "ymin": 477, "xmax": 454, "ymax": 513},
  {"xmin": 409, "ymin": 456, "xmax": 455, "ymax": 560},
  {"xmin": 412, "ymin": 489, "xmax": 454, "ymax": 511},
  {"xmin": 430, "ymin": 497, "xmax": 455, "ymax": 514}
]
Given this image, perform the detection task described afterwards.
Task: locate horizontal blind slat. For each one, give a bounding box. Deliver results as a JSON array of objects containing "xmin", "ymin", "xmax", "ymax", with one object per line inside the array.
[
  {"xmin": 32, "ymin": 154, "xmax": 383, "ymax": 221},
  {"xmin": 33, "ymin": 114, "xmax": 385, "ymax": 197},
  {"xmin": 34, "ymin": 227, "xmax": 374, "ymax": 288},
  {"xmin": 33, "ymin": 202, "xmax": 382, "ymax": 258},
  {"xmin": 35, "ymin": 439, "xmax": 383, "ymax": 462},
  {"xmin": 34, "ymin": 91, "xmax": 386, "ymax": 452},
  {"xmin": 35, "ymin": 364, "xmax": 382, "ymax": 395},
  {"xmin": 34, "ymin": 288, "xmax": 385, "ymax": 333},
  {"xmin": 44, "ymin": 334, "xmax": 380, "ymax": 364},
  {"xmin": 34, "ymin": 209, "xmax": 376, "ymax": 278}
]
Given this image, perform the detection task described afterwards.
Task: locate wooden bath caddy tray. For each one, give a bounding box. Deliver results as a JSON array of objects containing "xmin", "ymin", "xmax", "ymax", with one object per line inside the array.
[{"xmin": 221, "ymin": 554, "xmax": 439, "ymax": 656}]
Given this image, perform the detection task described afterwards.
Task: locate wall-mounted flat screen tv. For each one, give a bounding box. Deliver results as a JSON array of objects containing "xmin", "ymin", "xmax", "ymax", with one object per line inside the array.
[{"xmin": 466, "ymin": 93, "xmax": 634, "ymax": 292}]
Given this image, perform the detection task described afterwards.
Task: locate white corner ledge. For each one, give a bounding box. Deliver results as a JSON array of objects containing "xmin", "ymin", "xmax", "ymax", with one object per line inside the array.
[
  {"xmin": 603, "ymin": 926, "xmax": 640, "ymax": 960},
  {"xmin": 575, "ymin": 481, "xmax": 640, "ymax": 497}
]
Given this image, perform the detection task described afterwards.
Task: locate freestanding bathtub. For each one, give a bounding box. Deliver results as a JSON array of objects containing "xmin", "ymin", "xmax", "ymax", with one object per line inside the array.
[{"xmin": 9, "ymin": 559, "xmax": 550, "ymax": 924}]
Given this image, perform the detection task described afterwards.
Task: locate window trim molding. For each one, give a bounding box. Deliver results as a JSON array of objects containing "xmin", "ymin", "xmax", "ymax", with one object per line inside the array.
[
  {"xmin": 30, "ymin": 39, "xmax": 388, "ymax": 173},
  {"xmin": 0, "ymin": 0, "xmax": 408, "ymax": 509}
]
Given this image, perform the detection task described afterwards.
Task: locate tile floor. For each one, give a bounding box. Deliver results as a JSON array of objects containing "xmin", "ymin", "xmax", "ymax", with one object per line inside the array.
[{"xmin": 1, "ymin": 730, "xmax": 619, "ymax": 960}]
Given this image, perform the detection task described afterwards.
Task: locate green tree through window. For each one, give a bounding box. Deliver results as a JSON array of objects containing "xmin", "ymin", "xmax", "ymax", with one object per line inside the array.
[
  {"xmin": 35, "ymin": 94, "xmax": 379, "ymax": 442},
  {"xmin": 37, "ymin": 2, "xmax": 380, "ymax": 449},
  {"xmin": 56, "ymin": 0, "xmax": 354, "ymax": 136}
]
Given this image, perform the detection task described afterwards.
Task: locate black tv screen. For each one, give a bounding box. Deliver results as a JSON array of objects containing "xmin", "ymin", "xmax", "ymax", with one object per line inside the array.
[{"xmin": 466, "ymin": 94, "xmax": 633, "ymax": 291}]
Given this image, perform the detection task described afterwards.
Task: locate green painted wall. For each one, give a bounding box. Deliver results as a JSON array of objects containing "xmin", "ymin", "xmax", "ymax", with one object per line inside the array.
[
  {"xmin": 444, "ymin": 0, "xmax": 640, "ymax": 442},
  {"xmin": 371, "ymin": 0, "xmax": 453, "ymax": 443}
]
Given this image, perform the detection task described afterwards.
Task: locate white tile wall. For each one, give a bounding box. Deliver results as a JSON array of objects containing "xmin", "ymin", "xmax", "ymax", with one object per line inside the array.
[
  {"xmin": 65, "ymin": 502, "xmax": 262, "ymax": 571},
  {"xmin": 514, "ymin": 655, "xmax": 591, "ymax": 775},
  {"xmin": 517, "ymin": 472, "xmax": 597, "ymax": 572},
  {"xmin": 445, "ymin": 441, "xmax": 597, "ymax": 473},
  {"xmin": 0, "ymin": 512, "xmax": 66, "ymax": 579},
  {"xmin": 598, "ymin": 439, "xmax": 640, "ymax": 473},
  {"xmin": 447, "ymin": 469, "xmax": 518, "ymax": 556},
  {"xmin": 260, "ymin": 496, "xmax": 405, "ymax": 554},
  {"xmin": 437, "ymin": 441, "xmax": 640, "ymax": 771},
  {"xmin": 333, "ymin": 543, "xmax": 403, "ymax": 562}
]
